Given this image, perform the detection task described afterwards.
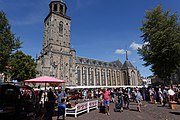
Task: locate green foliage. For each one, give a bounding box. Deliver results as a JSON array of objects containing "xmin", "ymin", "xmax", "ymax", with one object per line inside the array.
[
  {"xmin": 138, "ymin": 5, "xmax": 180, "ymax": 80},
  {"xmin": 6, "ymin": 51, "xmax": 38, "ymax": 81},
  {"xmin": 0, "ymin": 11, "xmax": 22, "ymax": 73}
]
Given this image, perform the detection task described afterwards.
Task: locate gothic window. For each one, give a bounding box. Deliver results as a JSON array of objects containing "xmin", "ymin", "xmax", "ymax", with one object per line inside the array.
[
  {"xmin": 117, "ymin": 71, "xmax": 121, "ymax": 85},
  {"xmin": 107, "ymin": 70, "xmax": 111, "ymax": 85},
  {"xmin": 113, "ymin": 71, "xmax": 116, "ymax": 85},
  {"xmin": 101, "ymin": 70, "xmax": 106, "ymax": 86},
  {"xmin": 54, "ymin": 4, "xmax": 57, "ymax": 11},
  {"xmin": 59, "ymin": 21, "xmax": 63, "ymax": 34},
  {"xmin": 60, "ymin": 4, "xmax": 63, "ymax": 14},
  {"xmin": 83, "ymin": 68, "xmax": 87, "ymax": 85},
  {"xmin": 97, "ymin": 71, "xmax": 100, "ymax": 85},
  {"xmin": 77, "ymin": 68, "xmax": 81, "ymax": 85},
  {"xmin": 123, "ymin": 71, "xmax": 127, "ymax": 85},
  {"xmin": 91, "ymin": 70, "xmax": 94, "ymax": 85},
  {"xmin": 131, "ymin": 72, "xmax": 136, "ymax": 85}
]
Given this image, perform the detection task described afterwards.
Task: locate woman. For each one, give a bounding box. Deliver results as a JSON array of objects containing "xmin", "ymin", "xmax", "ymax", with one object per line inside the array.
[
  {"xmin": 102, "ymin": 89, "xmax": 110, "ymax": 115},
  {"xmin": 135, "ymin": 88, "xmax": 143, "ymax": 112}
]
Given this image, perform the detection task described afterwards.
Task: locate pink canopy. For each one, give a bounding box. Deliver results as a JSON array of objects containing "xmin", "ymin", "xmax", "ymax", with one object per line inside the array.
[{"xmin": 24, "ymin": 76, "xmax": 66, "ymax": 83}]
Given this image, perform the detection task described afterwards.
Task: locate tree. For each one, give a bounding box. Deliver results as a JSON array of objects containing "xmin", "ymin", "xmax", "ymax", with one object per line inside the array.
[
  {"xmin": 0, "ymin": 11, "xmax": 22, "ymax": 73},
  {"xmin": 6, "ymin": 51, "xmax": 38, "ymax": 82},
  {"xmin": 138, "ymin": 5, "xmax": 180, "ymax": 84}
]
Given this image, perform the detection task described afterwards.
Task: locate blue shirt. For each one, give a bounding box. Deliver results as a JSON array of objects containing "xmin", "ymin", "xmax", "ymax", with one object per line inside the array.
[
  {"xmin": 58, "ymin": 91, "xmax": 67, "ymax": 104},
  {"xmin": 58, "ymin": 103, "xmax": 66, "ymax": 108},
  {"xmin": 135, "ymin": 92, "xmax": 142, "ymax": 101}
]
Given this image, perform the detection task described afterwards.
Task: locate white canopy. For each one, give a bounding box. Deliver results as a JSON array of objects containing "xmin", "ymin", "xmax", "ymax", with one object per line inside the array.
[{"xmin": 65, "ymin": 85, "xmax": 144, "ymax": 89}]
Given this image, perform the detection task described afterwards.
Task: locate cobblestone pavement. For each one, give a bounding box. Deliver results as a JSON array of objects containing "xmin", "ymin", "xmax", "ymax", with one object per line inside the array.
[{"xmin": 53, "ymin": 101, "xmax": 180, "ymax": 120}]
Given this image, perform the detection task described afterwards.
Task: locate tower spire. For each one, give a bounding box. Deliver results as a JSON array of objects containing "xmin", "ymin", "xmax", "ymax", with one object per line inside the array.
[{"xmin": 126, "ymin": 50, "xmax": 128, "ymax": 61}]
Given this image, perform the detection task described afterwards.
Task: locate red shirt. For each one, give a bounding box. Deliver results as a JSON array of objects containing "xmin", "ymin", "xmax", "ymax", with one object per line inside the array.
[{"xmin": 103, "ymin": 91, "xmax": 110, "ymax": 101}]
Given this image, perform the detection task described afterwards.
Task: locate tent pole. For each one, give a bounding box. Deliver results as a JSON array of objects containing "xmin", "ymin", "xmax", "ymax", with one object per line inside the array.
[{"xmin": 44, "ymin": 82, "xmax": 46, "ymax": 106}]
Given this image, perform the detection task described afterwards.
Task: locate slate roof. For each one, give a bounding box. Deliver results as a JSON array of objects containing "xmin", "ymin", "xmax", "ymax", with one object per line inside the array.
[
  {"xmin": 110, "ymin": 60, "xmax": 123, "ymax": 68},
  {"xmin": 122, "ymin": 60, "xmax": 135, "ymax": 69},
  {"xmin": 76, "ymin": 56, "xmax": 122, "ymax": 68}
]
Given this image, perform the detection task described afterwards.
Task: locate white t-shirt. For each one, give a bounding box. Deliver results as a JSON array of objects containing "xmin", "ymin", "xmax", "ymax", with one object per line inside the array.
[{"xmin": 168, "ymin": 89, "xmax": 175, "ymax": 96}]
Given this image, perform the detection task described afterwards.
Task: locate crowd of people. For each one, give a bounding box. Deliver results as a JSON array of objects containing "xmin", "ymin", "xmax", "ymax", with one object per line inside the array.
[{"xmin": 35, "ymin": 85, "xmax": 180, "ymax": 120}]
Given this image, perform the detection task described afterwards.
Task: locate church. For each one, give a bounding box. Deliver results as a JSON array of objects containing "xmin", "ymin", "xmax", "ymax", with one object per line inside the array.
[{"xmin": 36, "ymin": 0, "xmax": 141, "ymax": 87}]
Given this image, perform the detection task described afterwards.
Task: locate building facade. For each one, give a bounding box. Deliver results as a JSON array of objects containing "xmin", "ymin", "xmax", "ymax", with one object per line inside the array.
[{"xmin": 36, "ymin": 0, "xmax": 141, "ymax": 87}]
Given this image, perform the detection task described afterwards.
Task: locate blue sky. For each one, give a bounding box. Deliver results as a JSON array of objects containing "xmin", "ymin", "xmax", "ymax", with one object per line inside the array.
[{"xmin": 1, "ymin": 0, "xmax": 180, "ymax": 77}]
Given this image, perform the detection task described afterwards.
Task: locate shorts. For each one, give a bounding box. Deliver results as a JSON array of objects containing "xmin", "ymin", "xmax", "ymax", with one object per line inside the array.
[{"xmin": 104, "ymin": 100, "xmax": 110, "ymax": 106}]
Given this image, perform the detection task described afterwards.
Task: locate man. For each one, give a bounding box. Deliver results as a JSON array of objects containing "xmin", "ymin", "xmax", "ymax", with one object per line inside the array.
[
  {"xmin": 57, "ymin": 86, "xmax": 67, "ymax": 105},
  {"xmin": 47, "ymin": 88, "xmax": 55, "ymax": 120},
  {"xmin": 103, "ymin": 88, "xmax": 110, "ymax": 115},
  {"xmin": 158, "ymin": 88, "xmax": 163, "ymax": 105},
  {"xmin": 162, "ymin": 87, "xmax": 168, "ymax": 107},
  {"xmin": 115, "ymin": 88, "xmax": 124, "ymax": 112},
  {"xmin": 124, "ymin": 88, "xmax": 130, "ymax": 109},
  {"xmin": 168, "ymin": 87, "xmax": 175, "ymax": 101}
]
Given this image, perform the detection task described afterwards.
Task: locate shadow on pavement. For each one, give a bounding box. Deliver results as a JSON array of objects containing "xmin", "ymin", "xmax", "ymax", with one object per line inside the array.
[
  {"xmin": 129, "ymin": 109, "xmax": 139, "ymax": 112},
  {"xmin": 169, "ymin": 112, "xmax": 180, "ymax": 115},
  {"xmin": 157, "ymin": 105, "xmax": 164, "ymax": 107}
]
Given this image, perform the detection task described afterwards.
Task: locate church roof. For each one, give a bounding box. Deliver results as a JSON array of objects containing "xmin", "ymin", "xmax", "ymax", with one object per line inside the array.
[
  {"xmin": 76, "ymin": 56, "xmax": 122, "ymax": 68},
  {"xmin": 122, "ymin": 60, "xmax": 135, "ymax": 69},
  {"xmin": 110, "ymin": 60, "xmax": 122, "ymax": 68}
]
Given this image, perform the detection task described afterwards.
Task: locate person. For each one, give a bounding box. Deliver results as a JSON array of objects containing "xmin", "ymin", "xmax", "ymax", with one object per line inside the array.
[
  {"xmin": 135, "ymin": 88, "xmax": 143, "ymax": 112},
  {"xmin": 99, "ymin": 95, "xmax": 106, "ymax": 113},
  {"xmin": 65, "ymin": 97, "xmax": 77, "ymax": 109},
  {"xmin": 110, "ymin": 89, "xmax": 115, "ymax": 103},
  {"xmin": 102, "ymin": 88, "xmax": 110, "ymax": 115},
  {"xmin": 168, "ymin": 87, "xmax": 175, "ymax": 102},
  {"xmin": 114, "ymin": 88, "xmax": 124, "ymax": 112},
  {"xmin": 47, "ymin": 88, "xmax": 55, "ymax": 120},
  {"xmin": 82, "ymin": 89, "xmax": 88, "ymax": 101},
  {"xmin": 153, "ymin": 89, "xmax": 157, "ymax": 104},
  {"xmin": 162, "ymin": 87, "xmax": 168, "ymax": 107},
  {"xmin": 158, "ymin": 88, "xmax": 163, "ymax": 105},
  {"xmin": 57, "ymin": 99, "xmax": 66, "ymax": 120},
  {"xmin": 123, "ymin": 88, "xmax": 130, "ymax": 109},
  {"xmin": 57, "ymin": 86, "xmax": 67, "ymax": 105},
  {"xmin": 149, "ymin": 88, "xmax": 154, "ymax": 103},
  {"xmin": 91, "ymin": 89, "xmax": 94, "ymax": 99}
]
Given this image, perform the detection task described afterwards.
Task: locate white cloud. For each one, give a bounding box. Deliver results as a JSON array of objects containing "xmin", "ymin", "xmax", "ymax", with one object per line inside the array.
[
  {"xmin": 131, "ymin": 60, "xmax": 137, "ymax": 63},
  {"xmin": 144, "ymin": 42, "xmax": 149, "ymax": 45},
  {"xmin": 130, "ymin": 42, "xmax": 142, "ymax": 50},
  {"xmin": 115, "ymin": 49, "xmax": 131, "ymax": 55},
  {"xmin": 115, "ymin": 49, "xmax": 125, "ymax": 54}
]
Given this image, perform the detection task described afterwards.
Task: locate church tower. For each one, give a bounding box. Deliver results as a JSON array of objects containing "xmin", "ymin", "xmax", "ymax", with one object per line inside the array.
[
  {"xmin": 36, "ymin": 0, "xmax": 76, "ymax": 86},
  {"xmin": 122, "ymin": 51, "xmax": 139, "ymax": 86}
]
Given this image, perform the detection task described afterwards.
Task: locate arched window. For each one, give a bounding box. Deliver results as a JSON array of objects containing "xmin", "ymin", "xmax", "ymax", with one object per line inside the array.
[
  {"xmin": 123, "ymin": 71, "xmax": 127, "ymax": 85},
  {"xmin": 91, "ymin": 69, "xmax": 94, "ymax": 85},
  {"xmin": 59, "ymin": 21, "xmax": 63, "ymax": 34},
  {"xmin": 77, "ymin": 67, "xmax": 81, "ymax": 85},
  {"xmin": 131, "ymin": 71, "xmax": 136, "ymax": 85},
  {"xmin": 54, "ymin": 4, "xmax": 57, "ymax": 11}
]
